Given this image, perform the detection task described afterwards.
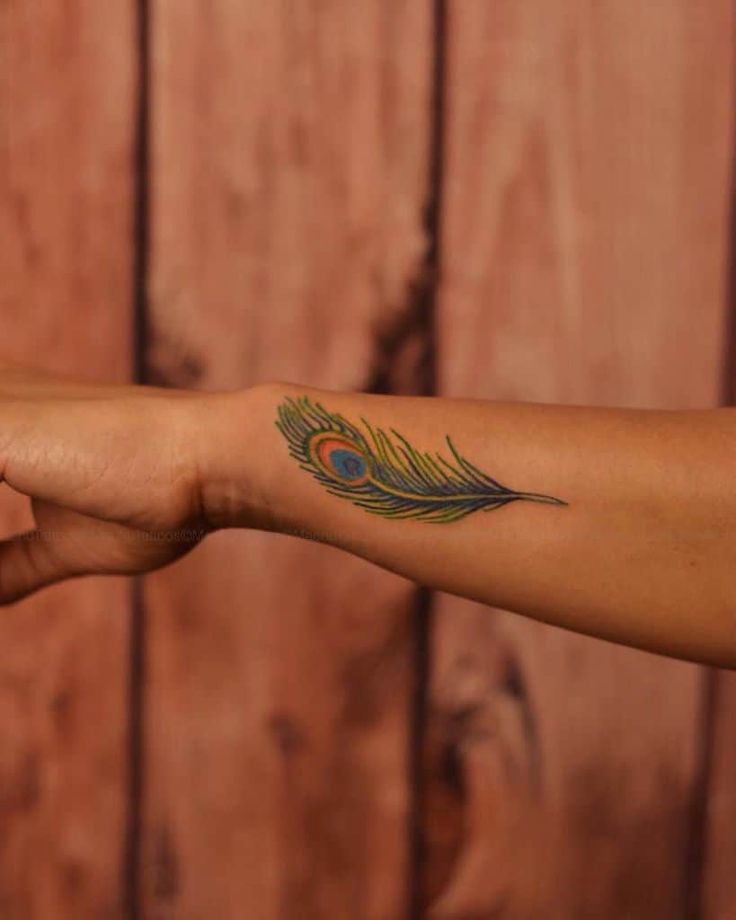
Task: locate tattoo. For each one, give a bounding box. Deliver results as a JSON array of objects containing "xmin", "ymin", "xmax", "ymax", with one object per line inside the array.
[{"xmin": 275, "ymin": 396, "xmax": 566, "ymax": 523}]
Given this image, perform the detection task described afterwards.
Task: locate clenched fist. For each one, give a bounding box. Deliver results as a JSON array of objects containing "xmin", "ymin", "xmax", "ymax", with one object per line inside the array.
[{"xmin": 0, "ymin": 363, "xmax": 265, "ymax": 603}]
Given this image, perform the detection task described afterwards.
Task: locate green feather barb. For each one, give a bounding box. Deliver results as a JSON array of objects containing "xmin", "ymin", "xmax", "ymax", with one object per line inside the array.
[{"xmin": 275, "ymin": 396, "xmax": 566, "ymax": 523}]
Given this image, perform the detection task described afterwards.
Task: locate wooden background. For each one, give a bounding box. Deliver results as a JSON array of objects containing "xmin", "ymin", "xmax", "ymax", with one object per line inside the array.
[{"xmin": 1, "ymin": 1, "xmax": 735, "ymax": 918}]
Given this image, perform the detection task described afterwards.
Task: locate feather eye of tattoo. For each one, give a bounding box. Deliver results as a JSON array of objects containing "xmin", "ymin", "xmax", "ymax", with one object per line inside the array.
[{"xmin": 275, "ymin": 396, "xmax": 566, "ymax": 523}]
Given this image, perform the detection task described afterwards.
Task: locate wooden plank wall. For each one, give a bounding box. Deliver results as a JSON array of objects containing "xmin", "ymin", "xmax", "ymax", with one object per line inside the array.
[
  {"xmin": 425, "ymin": 4, "xmax": 736, "ymax": 919},
  {"xmin": 0, "ymin": 2, "xmax": 735, "ymax": 919}
]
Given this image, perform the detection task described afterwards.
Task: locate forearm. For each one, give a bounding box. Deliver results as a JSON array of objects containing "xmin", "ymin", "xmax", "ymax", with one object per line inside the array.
[{"xmin": 205, "ymin": 382, "xmax": 736, "ymax": 668}]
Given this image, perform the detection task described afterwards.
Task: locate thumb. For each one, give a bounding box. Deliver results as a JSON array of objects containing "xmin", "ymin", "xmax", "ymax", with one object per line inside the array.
[{"xmin": 0, "ymin": 530, "xmax": 78, "ymax": 604}]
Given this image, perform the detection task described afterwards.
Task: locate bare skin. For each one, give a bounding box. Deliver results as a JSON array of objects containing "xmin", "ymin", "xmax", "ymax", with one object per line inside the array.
[{"xmin": 0, "ymin": 361, "xmax": 735, "ymax": 668}]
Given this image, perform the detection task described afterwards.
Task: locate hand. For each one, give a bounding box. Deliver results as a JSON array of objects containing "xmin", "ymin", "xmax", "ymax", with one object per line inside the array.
[{"xmin": 0, "ymin": 362, "xmax": 255, "ymax": 603}]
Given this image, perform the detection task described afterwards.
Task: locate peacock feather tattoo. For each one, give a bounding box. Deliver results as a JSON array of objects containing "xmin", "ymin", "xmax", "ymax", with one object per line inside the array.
[{"xmin": 275, "ymin": 396, "xmax": 566, "ymax": 523}]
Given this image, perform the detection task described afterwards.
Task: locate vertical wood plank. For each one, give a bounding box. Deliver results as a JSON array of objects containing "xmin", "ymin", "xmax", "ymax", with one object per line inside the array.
[
  {"xmin": 702, "ymin": 181, "xmax": 736, "ymax": 915},
  {"xmin": 143, "ymin": 2, "xmax": 432, "ymax": 917},
  {"xmin": 426, "ymin": 2, "xmax": 735, "ymax": 917},
  {"xmin": 702, "ymin": 673, "xmax": 736, "ymax": 919},
  {"xmin": 0, "ymin": 2, "xmax": 136, "ymax": 918}
]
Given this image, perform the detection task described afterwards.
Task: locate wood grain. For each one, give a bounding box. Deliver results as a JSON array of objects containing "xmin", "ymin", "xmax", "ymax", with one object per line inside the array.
[
  {"xmin": 143, "ymin": 2, "xmax": 432, "ymax": 917},
  {"xmin": 0, "ymin": 1, "xmax": 136, "ymax": 917},
  {"xmin": 425, "ymin": 2, "xmax": 735, "ymax": 917},
  {"xmin": 702, "ymin": 672, "xmax": 736, "ymax": 919}
]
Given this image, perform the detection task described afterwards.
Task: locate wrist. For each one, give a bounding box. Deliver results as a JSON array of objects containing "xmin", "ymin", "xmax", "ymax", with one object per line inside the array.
[{"xmin": 193, "ymin": 382, "xmax": 293, "ymax": 532}]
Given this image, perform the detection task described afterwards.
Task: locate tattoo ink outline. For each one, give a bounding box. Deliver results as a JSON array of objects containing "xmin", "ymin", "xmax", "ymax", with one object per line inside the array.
[{"xmin": 275, "ymin": 396, "xmax": 566, "ymax": 523}]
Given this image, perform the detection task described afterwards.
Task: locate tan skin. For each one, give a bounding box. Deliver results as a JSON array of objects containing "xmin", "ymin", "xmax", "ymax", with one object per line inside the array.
[
  {"xmin": 0, "ymin": 367, "xmax": 211, "ymax": 590},
  {"xmin": 0, "ymin": 361, "xmax": 735, "ymax": 668}
]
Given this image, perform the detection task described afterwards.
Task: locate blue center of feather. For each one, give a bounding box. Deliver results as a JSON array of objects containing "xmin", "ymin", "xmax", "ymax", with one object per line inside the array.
[{"xmin": 328, "ymin": 448, "xmax": 367, "ymax": 480}]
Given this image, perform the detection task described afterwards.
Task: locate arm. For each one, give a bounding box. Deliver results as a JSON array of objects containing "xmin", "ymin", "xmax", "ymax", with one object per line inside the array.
[{"xmin": 0, "ymin": 367, "xmax": 734, "ymax": 667}]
